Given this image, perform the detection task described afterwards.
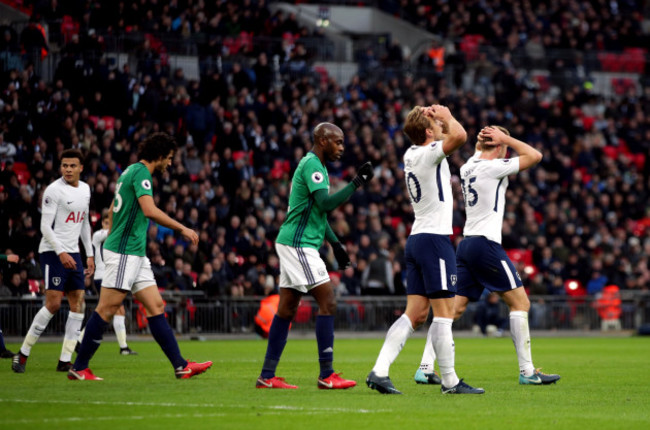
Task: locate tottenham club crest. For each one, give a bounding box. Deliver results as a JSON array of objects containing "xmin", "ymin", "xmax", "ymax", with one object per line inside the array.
[
  {"xmin": 311, "ymin": 172, "xmax": 324, "ymax": 184},
  {"xmin": 52, "ymin": 277, "xmax": 62, "ymax": 286},
  {"xmin": 450, "ymin": 274, "xmax": 457, "ymax": 286}
]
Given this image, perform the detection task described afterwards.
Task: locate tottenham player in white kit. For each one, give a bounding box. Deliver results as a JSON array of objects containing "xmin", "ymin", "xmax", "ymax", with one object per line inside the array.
[
  {"xmin": 366, "ymin": 105, "xmax": 484, "ymax": 395},
  {"xmin": 417, "ymin": 125, "xmax": 560, "ymax": 385},
  {"xmin": 12, "ymin": 149, "xmax": 95, "ymax": 373}
]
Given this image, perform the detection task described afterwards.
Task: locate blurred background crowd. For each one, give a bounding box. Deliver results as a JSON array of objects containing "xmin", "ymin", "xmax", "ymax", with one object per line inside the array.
[{"xmin": 1, "ymin": 0, "xmax": 650, "ymax": 303}]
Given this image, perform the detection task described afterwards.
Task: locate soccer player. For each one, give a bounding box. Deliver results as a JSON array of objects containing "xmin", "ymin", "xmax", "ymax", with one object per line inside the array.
[
  {"xmin": 12, "ymin": 149, "xmax": 95, "ymax": 373},
  {"xmin": 77, "ymin": 209, "xmax": 138, "ymax": 355},
  {"xmin": 256, "ymin": 122, "xmax": 374, "ymax": 389},
  {"xmin": 366, "ymin": 105, "xmax": 484, "ymax": 395},
  {"xmin": 68, "ymin": 132, "xmax": 212, "ymax": 381},
  {"xmin": 430, "ymin": 125, "xmax": 559, "ymax": 385},
  {"xmin": 1, "ymin": 253, "xmax": 19, "ymax": 358}
]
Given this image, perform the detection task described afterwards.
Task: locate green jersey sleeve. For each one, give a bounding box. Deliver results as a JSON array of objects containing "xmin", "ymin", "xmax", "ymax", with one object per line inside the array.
[
  {"xmin": 301, "ymin": 158, "xmax": 329, "ymax": 194},
  {"xmin": 132, "ymin": 165, "xmax": 154, "ymax": 199}
]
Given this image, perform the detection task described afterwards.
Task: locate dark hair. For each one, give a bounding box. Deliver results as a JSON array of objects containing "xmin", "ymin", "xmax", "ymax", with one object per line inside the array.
[
  {"xmin": 137, "ymin": 132, "xmax": 177, "ymax": 162},
  {"xmin": 60, "ymin": 148, "xmax": 84, "ymax": 164}
]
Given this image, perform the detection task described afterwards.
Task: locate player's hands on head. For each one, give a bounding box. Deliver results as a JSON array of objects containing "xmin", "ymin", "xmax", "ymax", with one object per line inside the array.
[
  {"xmin": 331, "ymin": 242, "xmax": 352, "ymax": 270},
  {"xmin": 479, "ymin": 126, "xmax": 506, "ymax": 145},
  {"xmin": 181, "ymin": 227, "xmax": 199, "ymax": 245},
  {"xmin": 426, "ymin": 104, "xmax": 452, "ymax": 121},
  {"xmin": 352, "ymin": 161, "xmax": 374, "ymax": 187}
]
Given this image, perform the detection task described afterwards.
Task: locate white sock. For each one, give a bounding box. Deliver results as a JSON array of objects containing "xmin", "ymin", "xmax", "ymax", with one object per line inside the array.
[
  {"xmin": 113, "ymin": 315, "xmax": 128, "ymax": 349},
  {"xmin": 419, "ymin": 322, "xmax": 437, "ymax": 373},
  {"xmin": 510, "ymin": 311, "xmax": 535, "ymax": 376},
  {"xmin": 432, "ymin": 317, "xmax": 459, "ymax": 388},
  {"xmin": 372, "ymin": 314, "xmax": 414, "ymax": 377},
  {"xmin": 20, "ymin": 307, "xmax": 54, "ymax": 356},
  {"xmin": 60, "ymin": 311, "xmax": 84, "ymax": 362},
  {"xmin": 78, "ymin": 328, "xmax": 85, "ymax": 344}
]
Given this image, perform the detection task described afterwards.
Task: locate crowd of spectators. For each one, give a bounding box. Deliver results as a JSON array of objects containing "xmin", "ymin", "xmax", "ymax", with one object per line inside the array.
[{"xmin": 1, "ymin": 0, "xmax": 650, "ymax": 305}]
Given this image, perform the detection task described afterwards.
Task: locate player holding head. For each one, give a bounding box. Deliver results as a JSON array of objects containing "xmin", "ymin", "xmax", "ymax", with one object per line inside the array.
[
  {"xmin": 417, "ymin": 126, "xmax": 559, "ymax": 385},
  {"xmin": 12, "ymin": 149, "xmax": 95, "ymax": 373},
  {"xmin": 77, "ymin": 209, "xmax": 138, "ymax": 355},
  {"xmin": 1, "ymin": 253, "xmax": 19, "ymax": 358},
  {"xmin": 68, "ymin": 132, "xmax": 212, "ymax": 380},
  {"xmin": 367, "ymin": 105, "xmax": 484, "ymax": 395},
  {"xmin": 256, "ymin": 122, "xmax": 374, "ymax": 389}
]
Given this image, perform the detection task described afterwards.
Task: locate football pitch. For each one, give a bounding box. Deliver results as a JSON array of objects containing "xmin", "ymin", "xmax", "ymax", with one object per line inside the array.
[{"xmin": 1, "ymin": 336, "xmax": 648, "ymax": 430}]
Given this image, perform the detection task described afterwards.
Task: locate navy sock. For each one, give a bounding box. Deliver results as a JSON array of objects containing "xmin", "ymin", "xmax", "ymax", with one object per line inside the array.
[
  {"xmin": 260, "ymin": 315, "xmax": 291, "ymax": 379},
  {"xmin": 0, "ymin": 328, "xmax": 6, "ymax": 352},
  {"xmin": 148, "ymin": 314, "xmax": 187, "ymax": 369},
  {"xmin": 316, "ymin": 315, "xmax": 334, "ymax": 379},
  {"xmin": 74, "ymin": 312, "xmax": 109, "ymax": 370}
]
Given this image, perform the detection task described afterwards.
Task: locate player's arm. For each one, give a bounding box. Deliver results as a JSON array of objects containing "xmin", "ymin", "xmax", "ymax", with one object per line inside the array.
[
  {"xmin": 325, "ymin": 223, "xmax": 351, "ymax": 270},
  {"xmin": 40, "ymin": 188, "xmax": 76, "ymax": 269},
  {"xmin": 107, "ymin": 201, "xmax": 114, "ymax": 234},
  {"xmin": 426, "ymin": 105, "xmax": 467, "ymax": 155},
  {"xmin": 312, "ymin": 186, "xmax": 356, "ymax": 212},
  {"xmin": 138, "ymin": 195, "xmax": 198, "ymax": 245},
  {"xmin": 312, "ymin": 162, "xmax": 374, "ymax": 212},
  {"xmin": 80, "ymin": 205, "xmax": 95, "ymax": 276},
  {"xmin": 0, "ymin": 254, "xmax": 19, "ymax": 263},
  {"xmin": 479, "ymin": 126, "xmax": 542, "ymax": 171}
]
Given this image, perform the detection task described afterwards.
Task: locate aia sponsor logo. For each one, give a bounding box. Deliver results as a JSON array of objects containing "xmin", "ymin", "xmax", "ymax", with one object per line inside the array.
[{"xmin": 65, "ymin": 211, "xmax": 86, "ymax": 223}]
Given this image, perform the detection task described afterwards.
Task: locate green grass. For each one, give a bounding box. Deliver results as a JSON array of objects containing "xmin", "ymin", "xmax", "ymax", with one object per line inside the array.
[{"xmin": 1, "ymin": 336, "xmax": 649, "ymax": 430}]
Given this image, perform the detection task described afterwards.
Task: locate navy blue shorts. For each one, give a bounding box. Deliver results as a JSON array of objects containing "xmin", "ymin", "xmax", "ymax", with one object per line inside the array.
[
  {"xmin": 456, "ymin": 236, "xmax": 523, "ymax": 301},
  {"xmin": 405, "ymin": 233, "xmax": 457, "ymax": 298},
  {"xmin": 40, "ymin": 251, "xmax": 85, "ymax": 292}
]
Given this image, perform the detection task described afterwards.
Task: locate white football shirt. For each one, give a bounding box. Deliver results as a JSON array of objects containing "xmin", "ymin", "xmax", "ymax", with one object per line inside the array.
[
  {"xmin": 92, "ymin": 229, "xmax": 109, "ymax": 279},
  {"xmin": 460, "ymin": 155, "xmax": 520, "ymax": 243},
  {"xmin": 403, "ymin": 140, "xmax": 453, "ymax": 235},
  {"xmin": 39, "ymin": 177, "xmax": 93, "ymax": 255}
]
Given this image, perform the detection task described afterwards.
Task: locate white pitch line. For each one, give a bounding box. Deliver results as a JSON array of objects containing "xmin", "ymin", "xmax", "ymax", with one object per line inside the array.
[
  {"xmin": 0, "ymin": 398, "xmax": 391, "ymax": 414},
  {"xmin": 0, "ymin": 412, "xmax": 227, "ymax": 425}
]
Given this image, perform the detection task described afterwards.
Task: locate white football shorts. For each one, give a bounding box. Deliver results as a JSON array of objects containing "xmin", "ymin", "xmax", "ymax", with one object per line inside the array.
[
  {"xmin": 275, "ymin": 243, "xmax": 330, "ymax": 293},
  {"xmin": 102, "ymin": 249, "xmax": 157, "ymax": 294}
]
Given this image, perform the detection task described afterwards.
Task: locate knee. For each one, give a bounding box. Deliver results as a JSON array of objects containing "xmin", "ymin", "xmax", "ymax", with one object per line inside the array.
[
  {"xmin": 411, "ymin": 309, "xmax": 429, "ymax": 328},
  {"xmin": 454, "ymin": 304, "xmax": 467, "ymax": 320},
  {"xmin": 319, "ymin": 299, "xmax": 337, "ymax": 316},
  {"xmin": 45, "ymin": 302, "xmax": 61, "ymax": 314},
  {"xmin": 145, "ymin": 298, "xmax": 165, "ymax": 317},
  {"xmin": 277, "ymin": 302, "xmax": 298, "ymax": 320}
]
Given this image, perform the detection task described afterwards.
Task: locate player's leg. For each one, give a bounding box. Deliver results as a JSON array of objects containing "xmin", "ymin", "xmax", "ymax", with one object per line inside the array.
[
  {"xmin": 367, "ymin": 237, "xmax": 425, "ymax": 394},
  {"xmin": 58, "ymin": 259, "xmax": 85, "ymax": 370},
  {"xmin": 311, "ymin": 279, "xmax": 356, "ymax": 389},
  {"xmin": 500, "ymin": 287, "xmax": 560, "ymax": 385},
  {"xmin": 133, "ymin": 284, "xmax": 187, "ymax": 369},
  {"xmin": 257, "ymin": 286, "xmax": 301, "ymax": 388},
  {"xmin": 13, "ymin": 289, "xmax": 62, "ymax": 373},
  {"xmin": 257, "ymin": 244, "xmax": 304, "ymax": 389},
  {"xmin": 423, "ymin": 235, "xmax": 483, "ymax": 394},
  {"xmin": 132, "ymin": 251, "xmax": 212, "ymax": 379},
  {"xmin": 0, "ymin": 322, "xmax": 14, "ymax": 358},
  {"xmin": 114, "ymin": 304, "xmax": 137, "ymax": 355},
  {"xmin": 69, "ymin": 250, "xmax": 130, "ymax": 380},
  {"xmin": 70, "ymin": 286, "xmax": 125, "ymax": 378}
]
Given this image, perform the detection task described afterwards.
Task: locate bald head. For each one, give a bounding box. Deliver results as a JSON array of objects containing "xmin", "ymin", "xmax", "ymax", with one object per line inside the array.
[
  {"xmin": 312, "ymin": 122, "xmax": 345, "ymax": 162},
  {"xmin": 313, "ymin": 122, "xmax": 343, "ymax": 144}
]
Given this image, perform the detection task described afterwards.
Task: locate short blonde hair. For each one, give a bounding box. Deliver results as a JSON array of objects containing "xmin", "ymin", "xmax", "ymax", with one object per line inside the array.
[{"xmin": 403, "ymin": 107, "xmax": 431, "ymax": 145}]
